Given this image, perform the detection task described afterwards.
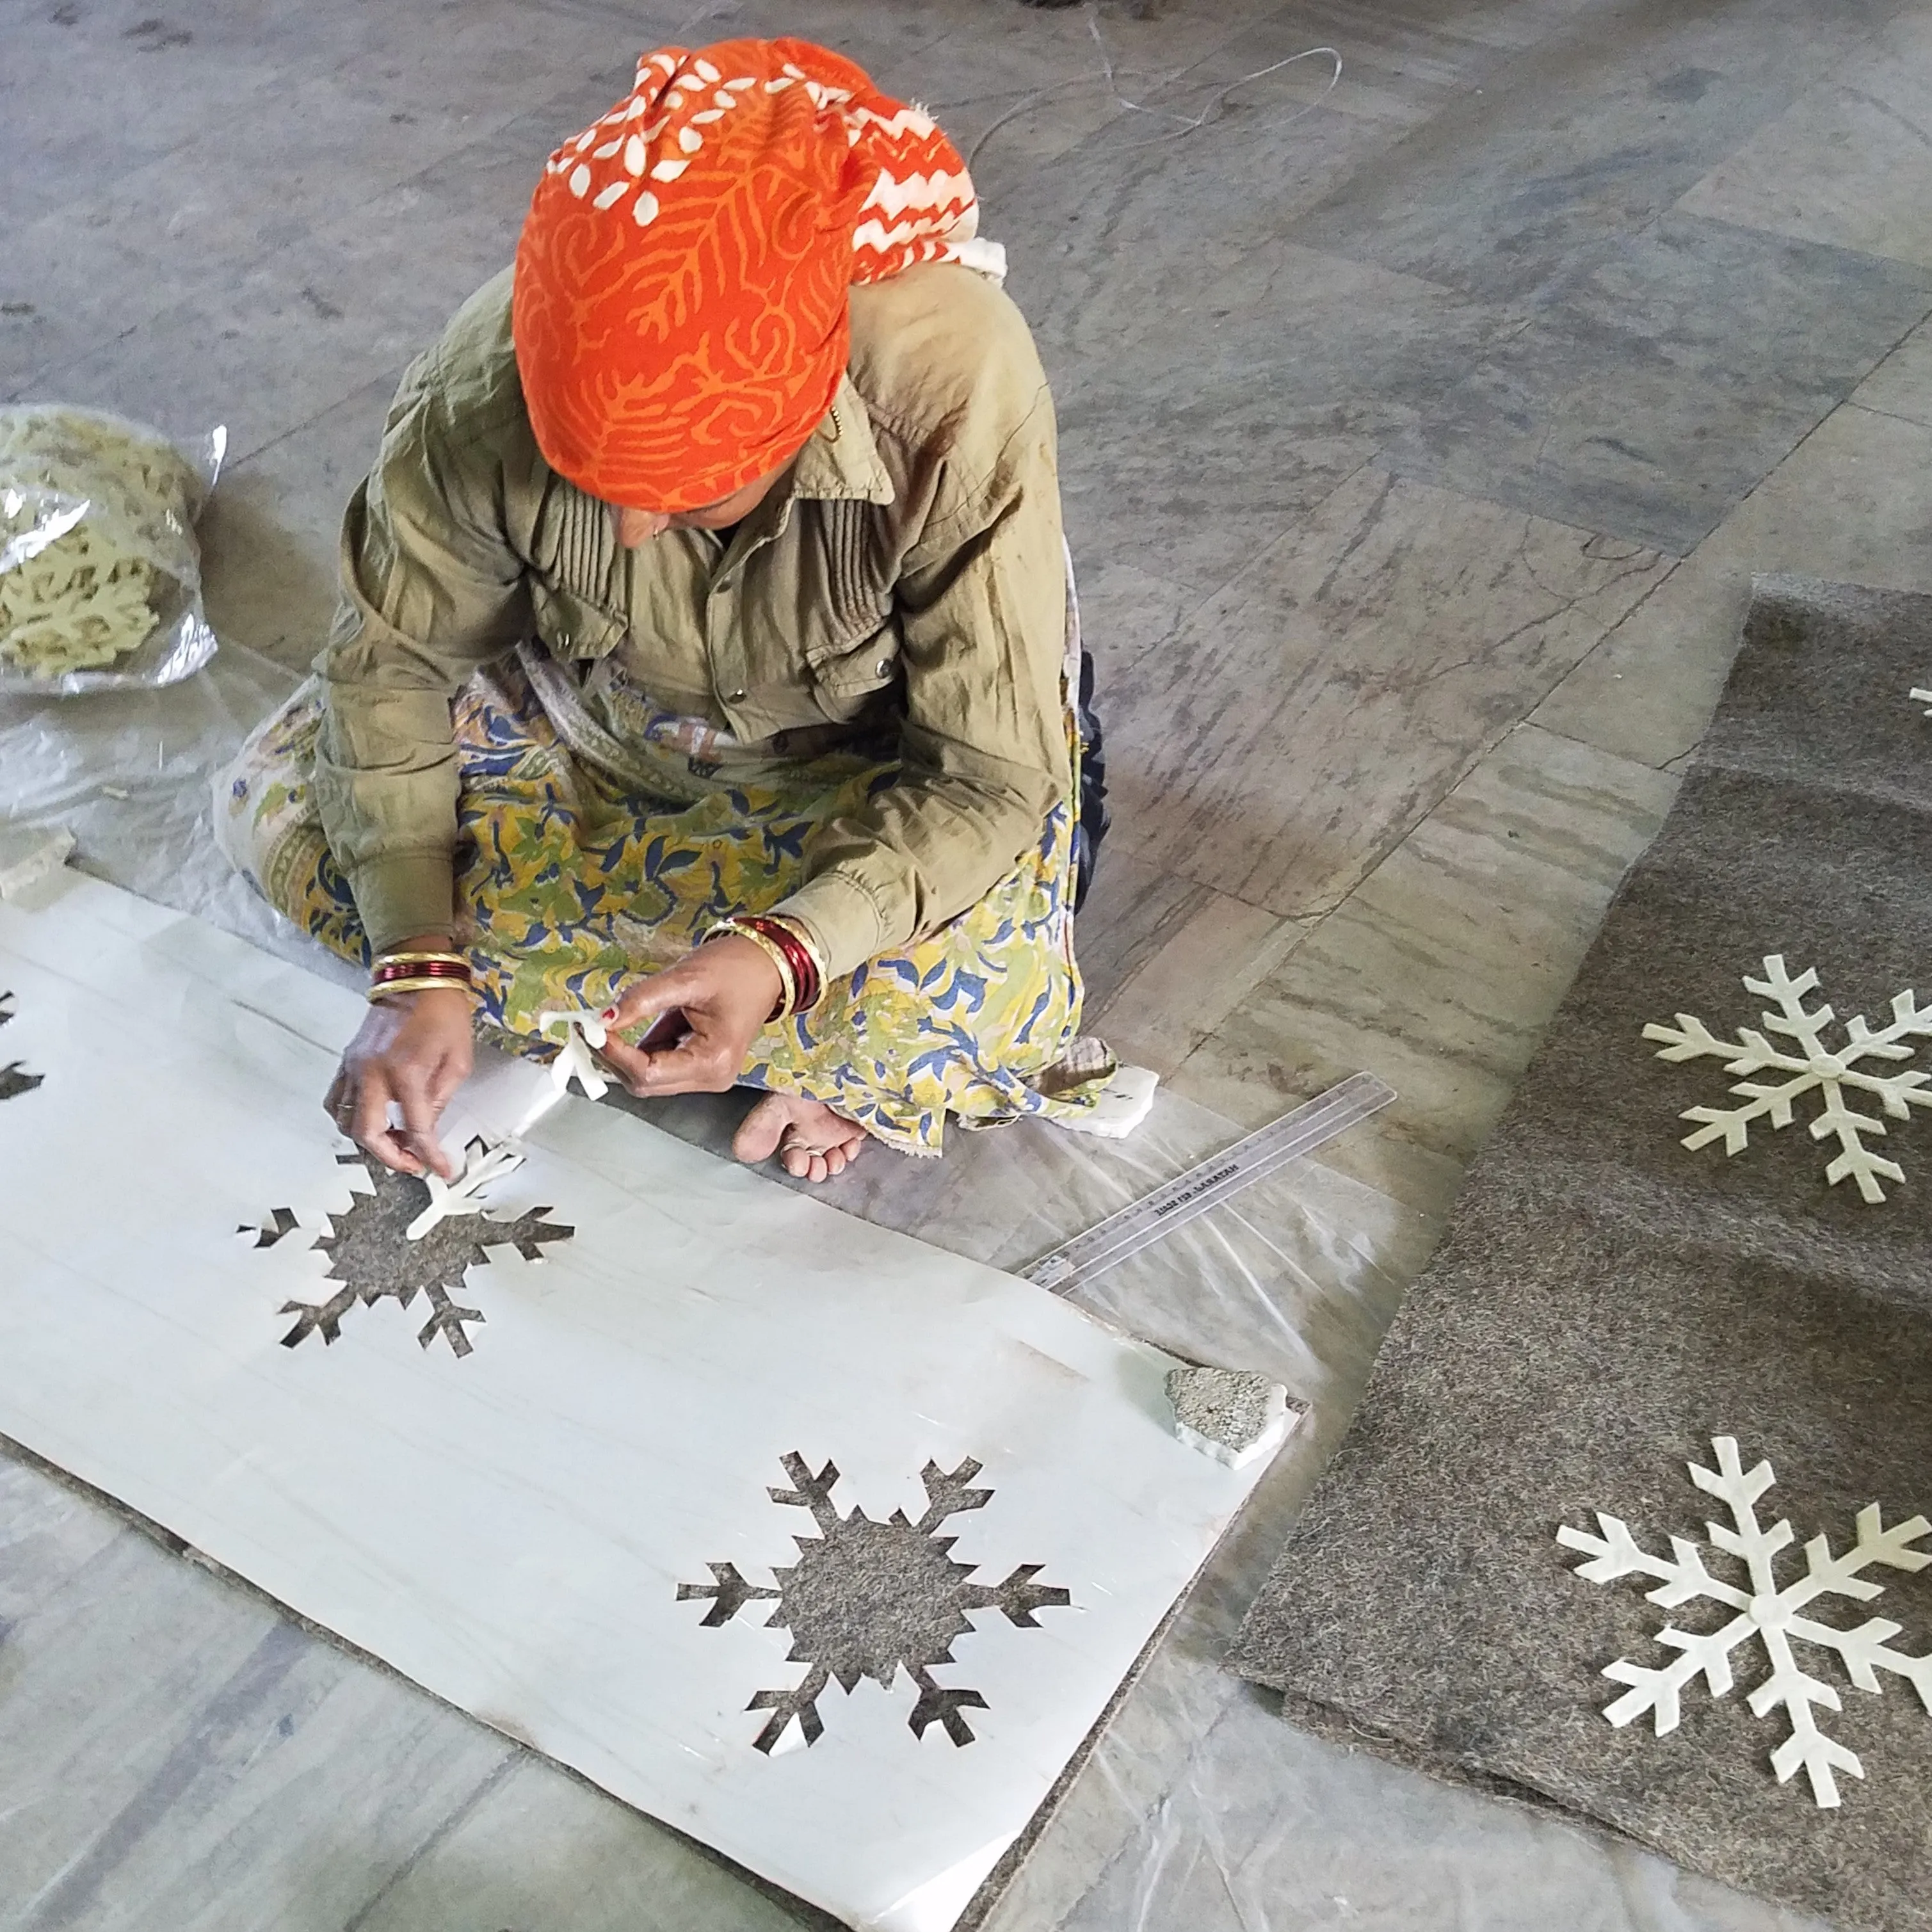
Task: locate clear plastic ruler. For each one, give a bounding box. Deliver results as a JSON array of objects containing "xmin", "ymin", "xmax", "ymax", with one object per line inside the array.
[{"xmin": 1024, "ymin": 1070, "xmax": 1397, "ymax": 1296}]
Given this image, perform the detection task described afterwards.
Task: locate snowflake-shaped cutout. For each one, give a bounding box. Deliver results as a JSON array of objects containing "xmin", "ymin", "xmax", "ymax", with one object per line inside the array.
[
  {"xmin": 241, "ymin": 1143, "xmax": 572, "ymax": 1355},
  {"xmin": 0, "ymin": 990, "xmax": 42, "ymax": 1102},
  {"xmin": 1643, "ymin": 955, "xmax": 1932, "ymax": 1202},
  {"xmin": 680, "ymin": 1453, "xmax": 1072, "ymax": 1753},
  {"xmin": 1559, "ymin": 1437, "xmax": 1932, "ymax": 1806}
]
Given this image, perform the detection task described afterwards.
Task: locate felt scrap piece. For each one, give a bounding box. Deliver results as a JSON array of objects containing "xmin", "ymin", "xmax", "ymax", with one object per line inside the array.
[
  {"xmin": 1227, "ymin": 577, "xmax": 1932, "ymax": 1932},
  {"xmin": 1166, "ymin": 1366, "xmax": 1294, "ymax": 1469}
]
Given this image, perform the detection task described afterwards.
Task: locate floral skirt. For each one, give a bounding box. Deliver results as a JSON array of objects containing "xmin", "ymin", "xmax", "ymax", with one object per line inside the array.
[{"xmin": 214, "ymin": 652, "xmax": 1106, "ymax": 1155}]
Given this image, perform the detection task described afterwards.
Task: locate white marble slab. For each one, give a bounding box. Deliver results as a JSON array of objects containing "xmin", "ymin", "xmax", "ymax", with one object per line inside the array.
[{"xmin": 0, "ymin": 875, "xmax": 1266, "ymax": 1932}]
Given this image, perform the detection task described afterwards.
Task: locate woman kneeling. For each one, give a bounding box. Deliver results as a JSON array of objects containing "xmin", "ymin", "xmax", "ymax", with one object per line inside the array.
[{"xmin": 218, "ymin": 36, "xmax": 1111, "ymax": 1185}]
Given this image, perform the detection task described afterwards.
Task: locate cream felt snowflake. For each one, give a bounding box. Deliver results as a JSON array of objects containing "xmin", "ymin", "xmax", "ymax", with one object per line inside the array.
[
  {"xmin": 1559, "ymin": 1438, "xmax": 1932, "ymax": 1807},
  {"xmin": 1643, "ymin": 956, "xmax": 1932, "ymax": 1202}
]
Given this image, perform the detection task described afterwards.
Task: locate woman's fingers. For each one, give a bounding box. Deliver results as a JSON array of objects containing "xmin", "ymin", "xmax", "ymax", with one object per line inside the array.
[
  {"xmin": 393, "ymin": 1066, "xmax": 456, "ymax": 1179},
  {"xmin": 350, "ymin": 1065, "xmax": 424, "ymax": 1177},
  {"xmin": 323, "ymin": 988, "xmax": 474, "ymax": 1177},
  {"xmin": 594, "ymin": 939, "xmax": 777, "ymax": 1097},
  {"xmin": 596, "ymin": 1026, "xmax": 735, "ymax": 1096},
  {"xmin": 429, "ymin": 1040, "xmax": 474, "ymax": 1112}
]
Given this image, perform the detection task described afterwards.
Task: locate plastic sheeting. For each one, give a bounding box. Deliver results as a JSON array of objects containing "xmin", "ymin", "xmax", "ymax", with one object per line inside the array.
[
  {"xmin": 0, "ymin": 663, "xmax": 1814, "ymax": 1932},
  {"xmin": 0, "ymin": 641, "xmax": 348, "ymax": 979}
]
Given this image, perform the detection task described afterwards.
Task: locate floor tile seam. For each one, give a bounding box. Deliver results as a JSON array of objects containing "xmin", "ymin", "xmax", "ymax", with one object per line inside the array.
[
  {"xmin": 1452, "ymin": 296, "xmax": 1932, "ymax": 638},
  {"xmin": 1161, "ymin": 697, "xmax": 1661, "ymax": 1074},
  {"xmin": 1734, "ymin": 380, "xmax": 1932, "ymax": 491},
  {"xmin": 999, "ymin": 1678, "xmax": 1264, "ymax": 1932},
  {"xmin": 1269, "ymin": 0, "xmax": 1749, "ymax": 268},
  {"xmin": 1528, "ymin": 710, "xmax": 1694, "ymax": 778},
  {"xmin": 1837, "ymin": 395, "xmax": 1932, "ymax": 436},
  {"xmin": 1081, "ymin": 445, "xmax": 1387, "ymax": 686},
  {"xmin": 1376, "ymin": 319, "xmax": 1920, "ymax": 560},
  {"xmin": 8, "ymin": 56, "xmax": 576, "ymax": 269},
  {"xmin": 1574, "ymin": 372, "xmax": 1932, "ymax": 664},
  {"xmin": 1095, "ymin": 549, "xmax": 1302, "ymax": 678},
  {"xmin": 1196, "ymin": 443, "xmax": 1388, "ymax": 612},
  {"xmin": 1655, "ymin": 202, "xmax": 1932, "ymax": 292},
  {"xmin": 1167, "ymin": 1049, "xmax": 1504, "ymax": 1179},
  {"xmin": 1339, "ymin": 194, "xmax": 1932, "ymax": 459},
  {"xmin": 1081, "ymin": 904, "xmax": 1312, "ymax": 1041},
  {"xmin": 3, "ymin": 1503, "xmax": 239, "ymax": 1638},
  {"xmin": 221, "ymin": 374, "xmax": 404, "ymax": 478},
  {"xmin": 338, "ymin": 1751, "xmax": 524, "ymax": 1932},
  {"xmin": 1521, "ymin": 558, "xmax": 1690, "ymax": 773},
  {"xmin": 1225, "ymin": 0, "xmax": 1557, "ymax": 126},
  {"xmin": 1207, "ymin": 487, "xmax": 1676, "ymax": 897},
  {"xmin": 1846, "ymin": 379, "xmax": 1932, "ymax": 431},
  {"xmin": 1203, "ymin": 960, "xmax": 1562, "ymax": 1070},
  {"xmin": 0, "ymin": 122, "xmax": 212, "ymax": 260}
]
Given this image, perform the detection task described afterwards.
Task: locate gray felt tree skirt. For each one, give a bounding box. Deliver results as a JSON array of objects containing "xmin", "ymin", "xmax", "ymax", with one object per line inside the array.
[{"xmin": 1228, "ymin": 577, "xmax": 1932, "ymax": 1932}]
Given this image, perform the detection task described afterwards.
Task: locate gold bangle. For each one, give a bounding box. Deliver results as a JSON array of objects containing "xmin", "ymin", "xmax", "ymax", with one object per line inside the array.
[
  {"xmin": 373, "ymin": 950, "xmax": 471, "ymax": 968},
  {"xmin": 756, "ymin": 912, "xmax": 827, "ymax": 1008},
  {"xmin": 366, "ymin": 977, "xmax": 478, "ymax": 1004},
  {"xmin": 705, "ymin": 919, "xmax": 796, "ymax": 1020}
]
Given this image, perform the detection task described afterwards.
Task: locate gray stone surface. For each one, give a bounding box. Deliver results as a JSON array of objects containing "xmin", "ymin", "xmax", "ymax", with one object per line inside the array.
[
  {"xmin": 1378, "ymin": 214, "xmax": 1932, "ymax": 556},
  {"xmin": 1229, "ymin": 579, "xmax": 1932, "ymax": 1931},
  {"xmin": 1285, "ymin": 0, "xmax": 1897, "ymax": 305},
  {"xmin": 7, "ymin": 0, "xmax": 1932, "ymax": 1926}
]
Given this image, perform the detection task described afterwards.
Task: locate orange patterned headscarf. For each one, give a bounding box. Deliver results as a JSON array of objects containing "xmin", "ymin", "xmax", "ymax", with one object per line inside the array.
[{"xmin": 512, "ymin": 38, "xmax": 998, "ymax": 513}]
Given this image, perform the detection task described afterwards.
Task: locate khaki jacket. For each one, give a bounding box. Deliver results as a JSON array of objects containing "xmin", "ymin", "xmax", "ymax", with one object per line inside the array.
[{"xmin": 312, "ymin": 262, "xmax": 1072, "ymax": 979}]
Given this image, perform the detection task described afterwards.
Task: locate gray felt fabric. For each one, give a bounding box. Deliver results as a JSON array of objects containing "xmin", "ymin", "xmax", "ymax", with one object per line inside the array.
[{"xmin": 1228, "ymin": 577, "xmax": 1932, "ymax": 1932}]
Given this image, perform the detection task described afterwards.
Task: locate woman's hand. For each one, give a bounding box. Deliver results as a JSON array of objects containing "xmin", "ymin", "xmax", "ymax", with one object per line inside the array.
[
  {"xmin": 324, "ymin": 986, "xmax": 475, "ymax": 1179},
  {"xmin": 595, "ymin": 935, "xmax": 784, "ymax": 1097}
]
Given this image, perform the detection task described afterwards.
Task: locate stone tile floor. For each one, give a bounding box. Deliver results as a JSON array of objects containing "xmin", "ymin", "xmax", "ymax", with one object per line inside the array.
[{"xmin": 5, "ymin": 0, "xmax": 1931, "ymax": 1926}]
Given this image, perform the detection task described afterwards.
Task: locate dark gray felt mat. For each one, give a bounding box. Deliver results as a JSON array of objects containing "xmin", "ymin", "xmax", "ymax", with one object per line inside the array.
[{"xmin": 1228, "ymin": 577, "xmax": 1932, "ymax": 1932}]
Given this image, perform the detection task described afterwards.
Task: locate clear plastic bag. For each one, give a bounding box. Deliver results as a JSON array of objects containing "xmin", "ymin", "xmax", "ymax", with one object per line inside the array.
[{"xmin": 0, "ymin": 405, "xmax": 227, "ymax": 696}]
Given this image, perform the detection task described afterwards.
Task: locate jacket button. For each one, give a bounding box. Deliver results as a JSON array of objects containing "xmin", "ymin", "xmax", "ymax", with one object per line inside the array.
[
  {"xmin": 727, "ymin": 688, "xmax": 746, "ymax": 702},
  {"xmin": 876, "ymin": 658, "xmax": 890, "ymax": 675}
]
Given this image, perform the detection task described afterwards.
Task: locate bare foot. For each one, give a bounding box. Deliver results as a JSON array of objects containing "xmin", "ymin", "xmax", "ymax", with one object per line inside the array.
[{"xmin": 732, "ymin": 1091, "xmax": 870, "ymax": 1183}]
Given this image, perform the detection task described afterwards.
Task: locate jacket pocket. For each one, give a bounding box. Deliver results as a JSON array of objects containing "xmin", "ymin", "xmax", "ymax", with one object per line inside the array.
[
  {"xmin": 530, "ymin": 578, "xmax": 625, "ymax": 661},
  {"xmin": 806, "ymin": 616, "xmax": 903, "ymax": 719}
]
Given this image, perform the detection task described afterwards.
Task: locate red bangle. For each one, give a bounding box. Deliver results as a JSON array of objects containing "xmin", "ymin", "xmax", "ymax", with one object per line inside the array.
[
  {"xmin": 743, "ymin": 916, "xmax": 821, "ymax": 1011},
  {"xmin": 370, "ymin": 958, "xmax": 472, "ymax": 985}
]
